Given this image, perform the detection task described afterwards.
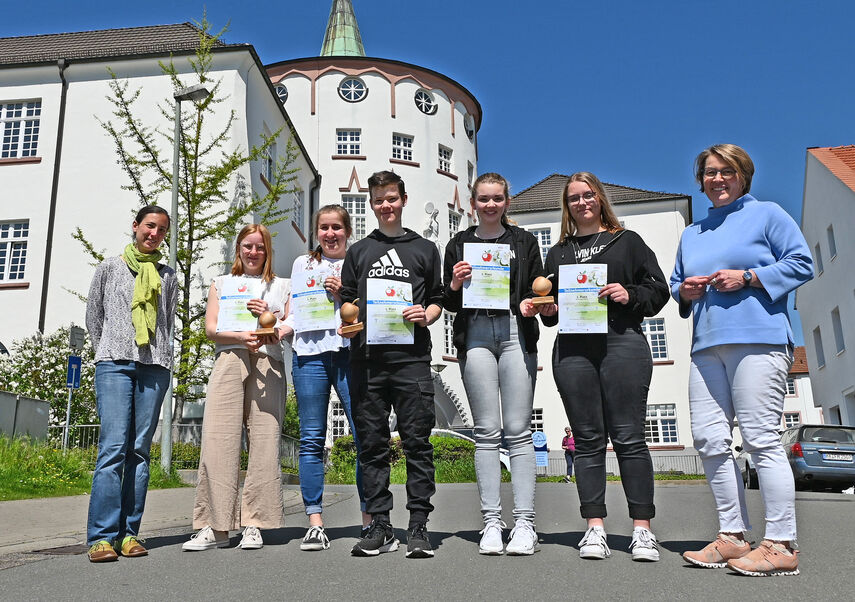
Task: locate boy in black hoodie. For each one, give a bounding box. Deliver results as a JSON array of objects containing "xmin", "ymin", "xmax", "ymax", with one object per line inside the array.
[{"xmin": 340, "ymin": 171, "xmax": 443, "ymax": 558}]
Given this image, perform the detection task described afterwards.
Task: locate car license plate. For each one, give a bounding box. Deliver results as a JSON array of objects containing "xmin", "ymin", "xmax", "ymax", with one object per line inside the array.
[{"xmin": 823, "ymin": 453, "xmax": 853, "ymax": 461}]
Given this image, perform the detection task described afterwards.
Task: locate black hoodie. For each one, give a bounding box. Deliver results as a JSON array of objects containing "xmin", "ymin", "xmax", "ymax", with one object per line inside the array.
[{"xmin": 341, "ymin": 228, "xmax": 443, "ymax": 364}]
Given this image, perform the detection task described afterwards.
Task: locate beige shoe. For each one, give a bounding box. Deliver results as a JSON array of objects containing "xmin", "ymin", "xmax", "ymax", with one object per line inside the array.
[
  {"xmin": 727, "ymin": 541, "xmax": 799, "ymax": 576},
  {"xmin": 683, "ymin": 533, "xmax": 751, "ymax": 568}
]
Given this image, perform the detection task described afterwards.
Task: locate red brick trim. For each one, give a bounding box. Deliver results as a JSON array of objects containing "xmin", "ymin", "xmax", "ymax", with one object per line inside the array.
[
  {"xmin": 291, "ymin": 221, "xmax": 307, "ymax": 243},
  {"xmin": 0, "ymin": 282, "xmax": 30, "ymax": 290},
  {"xmin": 441, "ymin": 355, "xmax": 458, "ymax": 363},
  {"xmin": 332, "ymin": 155, "xmax": 366, "ymax": 161},
  {"xmin": 0, "ymin": 157, "xmax": 41, "ymax": 165},
  {"xmin": 389, "ymin": 158, "xmax": 420, "ymax": 168},
  {"xmin": 652, "ymin": 360, "xmax": 675, "ymax": 366},
  {"xmin": 437, "ymin": 169, "xmax": 458, "ymax": 181}
]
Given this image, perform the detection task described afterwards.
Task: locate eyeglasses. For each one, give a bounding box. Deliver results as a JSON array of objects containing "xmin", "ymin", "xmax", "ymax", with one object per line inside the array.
[
  {"xmin": 703, "ymin": 168, "xmax": 737, "ymax": 179},
  {"xmin": 241, "ymin": 243, "xmax": 266, "ymax": 253},
  {"xmin": 475, "ymin": 195, "xmax": 507, "ymax": 204},
  {"xmin": 566, "ymin": 190, "xmax": 597, "ymax": 205}
]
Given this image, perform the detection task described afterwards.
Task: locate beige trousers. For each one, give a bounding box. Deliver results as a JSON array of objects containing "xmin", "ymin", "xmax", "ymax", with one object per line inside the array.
[{"xmin": 193, "ymin": 349, "xmax": 286, "ymax": 531}]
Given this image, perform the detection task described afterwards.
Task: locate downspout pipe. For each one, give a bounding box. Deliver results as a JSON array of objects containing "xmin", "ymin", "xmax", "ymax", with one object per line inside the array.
[
  {"xmin": 308, "ymin": 172, "xmax": 321, "ymax": 251},
  {"xmin": 38, "ymin": 58, "xmax": 69, "ymax": 333}
]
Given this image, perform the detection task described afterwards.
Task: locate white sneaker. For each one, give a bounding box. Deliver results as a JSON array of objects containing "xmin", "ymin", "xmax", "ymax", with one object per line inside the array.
[
  {"xmin": 506, "ymin": 520, "xmax": 540, "ymax": 556},
  {"xmin": 237, "ymin": 526, "xmax": 263, "ymax": 550},
  {"xmin": 579, "ymin": 526, "xmax": 611, "ymax": 559},
  {"xmin": 300, "ymin": 525, "xmax": 331, "ymax": 551},
  {"xmin": 478, "ymin": 520, "xmax": 506, "ymax": 555},
  {"xmin": 629, "ymin": 526, "xmax": 660, "ymax": 562},
  {"xmin": 182, "ymin": 526, "xmax": 229, "ymax": 551}
]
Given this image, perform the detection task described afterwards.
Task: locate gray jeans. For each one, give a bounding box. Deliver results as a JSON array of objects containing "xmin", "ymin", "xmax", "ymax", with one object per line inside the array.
[{"xmin": 460, "ymin": 312, "xmax": 537, "ymax": 524}]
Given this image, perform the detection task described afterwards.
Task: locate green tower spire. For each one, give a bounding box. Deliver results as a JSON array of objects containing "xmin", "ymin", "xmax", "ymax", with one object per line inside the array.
[{"xmin": 320, "ymin": 0, "xmax": 365, "ymax": 57}]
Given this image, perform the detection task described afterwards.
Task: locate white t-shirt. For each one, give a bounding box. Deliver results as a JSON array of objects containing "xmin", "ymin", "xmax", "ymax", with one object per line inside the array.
[
  {"xmin": 285, "ymin": 254, "xmax": 349, "ymax": 357},
  {"xmin": 211, "ymin": 274, "xmax": 290, "ymax": 362}
]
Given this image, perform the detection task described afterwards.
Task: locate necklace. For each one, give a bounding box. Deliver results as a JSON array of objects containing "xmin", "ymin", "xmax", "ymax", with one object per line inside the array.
[
  {"xmin": 474, "ymin": 226, "xmax": 505, "ymax": 242},
  {"xmin": 573, "ymin": 231, "xmax": 604, "ymax": 263}
]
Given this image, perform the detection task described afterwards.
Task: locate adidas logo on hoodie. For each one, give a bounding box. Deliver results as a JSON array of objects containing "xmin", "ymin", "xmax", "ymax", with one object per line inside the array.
[{"xmin": 368, "ymin": 249, "xmax": 410, "ymax": 278}]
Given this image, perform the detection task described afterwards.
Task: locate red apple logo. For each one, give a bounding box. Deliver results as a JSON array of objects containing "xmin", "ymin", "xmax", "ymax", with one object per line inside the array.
[
  {"xmin": 577, "ymin": 273, "xmax": 587, "ymax": 284},
  {"xmin": 482, "ymin": 251, "xmax": 492, "ymax": 262},
  {"xmin": 385, "ymin": 287, "xmax": 395, "ymax": 297},
  {"xmin": 306, "ymin": 277, "xmax": 316, "ymax": 287},
  {"xmin": 237, "ymin": 284, "xmax": 248, "ymax": 293}
]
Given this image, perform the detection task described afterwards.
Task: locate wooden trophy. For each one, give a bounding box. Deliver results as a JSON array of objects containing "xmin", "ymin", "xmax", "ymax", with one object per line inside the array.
[
  {"xmin": 530, "ymin": 275, "xmax": 554, "ymax": 306},
  {"xmin": 340, "ymin": 299, "xmax": 364, "ymax": 334},
  {"xmin": 256, "ymin": 310, "xmax": 277, "ymax": 336}
]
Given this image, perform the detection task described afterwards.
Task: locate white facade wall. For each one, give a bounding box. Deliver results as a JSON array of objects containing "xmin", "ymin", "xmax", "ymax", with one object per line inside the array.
[
  {"xmin": 0, "ymin": 50, "xmax": 315, "ymax": 348},
  {"xmin": 510, "ymin": 200, "xmax": 694, "ymax": 452},
  {"xmin": 798, "ymin": 154, "xmax": 855, "ymax": 424}
]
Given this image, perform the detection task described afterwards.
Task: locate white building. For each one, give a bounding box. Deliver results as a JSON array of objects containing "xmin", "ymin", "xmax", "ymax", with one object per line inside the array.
[
  {"xmin": 266, "ymin": 0, "xmax": 481, "ymax": 428},
  {"xmin": 0, "ymin": 23, "xmax": 318, "ymax": 349},
  {"xmin": 797, "ymin": 145, "xmax": 855, "ymax": 425},
  {"xmin": 505, "ymin": 174, "xmax": 696, "ymax": 464}
]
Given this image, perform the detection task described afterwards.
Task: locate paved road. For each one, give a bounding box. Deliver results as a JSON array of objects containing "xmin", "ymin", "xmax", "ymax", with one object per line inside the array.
[{"xmin": 0, "ymin": 482, "xmax": 852, "ymax": 600}]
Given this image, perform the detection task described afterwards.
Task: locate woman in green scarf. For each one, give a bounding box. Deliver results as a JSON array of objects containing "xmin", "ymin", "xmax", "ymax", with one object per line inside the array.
[{"xmin": 85, "ymin": 205, "xmax": 178, "ymax": 563}]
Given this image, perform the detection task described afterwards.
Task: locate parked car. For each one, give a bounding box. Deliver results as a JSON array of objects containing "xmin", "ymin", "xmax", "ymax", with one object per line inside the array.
[
  {"xmin": 735, "ymin": 446, "xmax": 758, "ymax": 489},
  {"xmin": 783, "ymin": 424, "xmax": 855, "ymax": 492}
]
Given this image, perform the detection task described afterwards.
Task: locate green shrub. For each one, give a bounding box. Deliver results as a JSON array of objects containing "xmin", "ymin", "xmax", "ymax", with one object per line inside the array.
[{"xmin": 0, "ymin": 435, "xmax": 92, "ymax": 500}]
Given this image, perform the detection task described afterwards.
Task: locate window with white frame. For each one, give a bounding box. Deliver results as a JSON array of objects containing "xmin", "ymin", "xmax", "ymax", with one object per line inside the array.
[
  {"xmin": 786, "ymin": 377, "xmax": 796, "ymax": 396},
  {"xmin": 336, "ymin": 129, "xmax": 361, "ymax": 156},
  {"xmin": 262, "ymin": 140, "xmax": 276, "ymax": 183},
  {"xmin": 813, "ymin": 326, "xmax": 826, "ymax": 368},
  {"xmin": 341, "ymin": 195, "xmax": 367, "ymax": 240},
  {"xmin": 827, "ymin": 224, "xmax": 837, "ymax": 259},
  {"xmin": 331, "ymin": 399, "xmax": 349, "ymax": 440},
  {"xmin": 448, "ymin": 211, "xmax": 460, "ymax": 236},
  {"xmin": 641, "ymin": 318, "xmax": 668, "ymax": 360},
  {"xmin": 274, "ymin": 84, "xmax": 288, "ymax": 104},
  {"xmin": 438, "ymin": 145, "xmax": 452, "ymax": 173},
  {"xmin": 392, "ymin": 133, "xmax": 413, "ymax": 162},
  {"xmin": 645, "ymin": 403, "xmax": 678, "ymax": 444},
  {"xmin": 783, "ymin": 412, "xmax": 800, "ymax": 429},
  {"xmin": 338, "ymin": 77, "xmax": 367, "ymax": 102},
  {"xmin": 1, "ymin": 100, "xmax": 41, "ymax": 159},
  {"xmin": 0, "ymin": 220, "xmax": 29, "ymax": 281},
  {"xmin": 529, "ymin": 228, "xmax": 551, "ymax": 264},
  {"xmin": 292, "ymin": 190, "xmax": 305, "ymax": 232},
  {"xmin": 530, "ymin": 408, "xmax": 544, "ymax": 433},
  {"xmin": 414, "ymin": 89, "xmax": 437, "ymax": 115},
  {"xmin": 444, "ymin": 313, "xmax": 455, "ymax": 357}
]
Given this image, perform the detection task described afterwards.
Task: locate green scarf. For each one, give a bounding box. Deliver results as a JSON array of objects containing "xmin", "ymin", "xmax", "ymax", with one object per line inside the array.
[{"xmin": 123, "ymin": 243, "xmax": 163, "ymax": 347}]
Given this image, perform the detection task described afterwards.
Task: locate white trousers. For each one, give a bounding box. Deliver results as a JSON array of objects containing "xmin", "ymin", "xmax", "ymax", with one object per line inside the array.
[{"xmin": 689, "ymin": 343, "xmax": 795, "ymax": 542}]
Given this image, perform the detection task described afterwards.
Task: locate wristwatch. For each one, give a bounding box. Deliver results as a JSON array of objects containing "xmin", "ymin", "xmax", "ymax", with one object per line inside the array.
[{"xmin": 742, "ymin": 270, "xmax": 753, "ymax": 285}]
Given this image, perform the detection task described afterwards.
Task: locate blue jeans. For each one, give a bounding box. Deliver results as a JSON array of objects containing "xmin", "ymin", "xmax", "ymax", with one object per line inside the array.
[
  {"xmin": 292, "ymin": 349, "xmax": 365, "ymax": 514},
  {"xmin": 460, "ymin": 313, "xmax": 537, "ymax": 524},
  {"xmin": 87, "ymin": 361, "xmax": 170, "ymax": 545}
]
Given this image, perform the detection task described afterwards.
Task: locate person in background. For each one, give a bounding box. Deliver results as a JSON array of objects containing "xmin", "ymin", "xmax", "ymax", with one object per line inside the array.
[
  {"xmin": 85, "ymin": 205, "xmax": 177, "ymax": 562},
  {"xmin": 183, "ymin": 224, "xmax": 290, "ymax": 552},
  {"xmin": 280, "ymin": 205, "xmax": 370, "ymax": 551},
  {"xmin": 540, "ymin": 172, "xmax": 669, "ymax": 562},
  {"xmin": 673, "ymin": 144, "xmax": 813, "ymax": 577},
  {"xmin": 443, "ymin": 172, "xmax": 544, "ymax": 555},
  {"xmin": 562, "ymin": 427, "xmax": 576, "ymax": 483}
]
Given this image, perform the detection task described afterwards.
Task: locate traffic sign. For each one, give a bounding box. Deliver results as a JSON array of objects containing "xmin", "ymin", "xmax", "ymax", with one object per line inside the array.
[
  {"xmin": 66, "ymin": 356, "xmax": 82, "ymax": 389},
  {"xmin": 69, "ymin": 326, "xmax": 85, "ymax": 352}
]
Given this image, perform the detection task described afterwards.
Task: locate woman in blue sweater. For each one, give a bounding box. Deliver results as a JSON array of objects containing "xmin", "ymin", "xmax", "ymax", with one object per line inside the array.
[{"xmin": 672, "ymin": 144, "xmax": 813, "ymax": 577}]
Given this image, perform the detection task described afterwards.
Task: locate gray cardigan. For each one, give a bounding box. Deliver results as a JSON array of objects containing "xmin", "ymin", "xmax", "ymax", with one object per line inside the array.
[{"xmin": 85, "ymin": 256, "xmax": 178, "ymax": 369}]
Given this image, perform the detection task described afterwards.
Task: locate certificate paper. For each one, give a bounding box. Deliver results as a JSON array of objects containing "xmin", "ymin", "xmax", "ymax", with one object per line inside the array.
[
  {"xmin": 558, "ymin": 264, "xmax": 608, "ymax": 334},
  {"xmin": 462, "ymin": 242, "xmax": 511, "ymax": 310},
  {"xmin": 366, "ymin": 278, "xmax": 414, "ymax": 345},
  {"xmin": 290, "ymin": 267, "xmax": 336, "ymax": 332},
  {"xmin": 217, "ymin": 276, "xmax": 262, "ymax": 332}
]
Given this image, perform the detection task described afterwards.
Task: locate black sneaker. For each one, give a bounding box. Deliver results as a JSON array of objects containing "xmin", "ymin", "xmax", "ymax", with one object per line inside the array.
[
  {"xmin": 351, "ymin": 520, "xmax": 399, "ymax": 556},
  {"xmin": 406, "ymin": 523, "xmax": 434, "ymax": 558}
]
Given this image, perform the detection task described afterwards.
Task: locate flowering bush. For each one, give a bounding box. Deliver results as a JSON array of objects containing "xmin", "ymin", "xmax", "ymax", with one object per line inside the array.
[{"xmin": 0, "ymin": 326, "xmax": 97, "ymax": 427}]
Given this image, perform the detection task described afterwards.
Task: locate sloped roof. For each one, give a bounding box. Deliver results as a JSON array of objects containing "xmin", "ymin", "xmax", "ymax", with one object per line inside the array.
[
  {"xmin": 509, "ymin": 173, "xmax": 689, "ymax": 214},
  {"xmin": 320, "ymin": 0, "xmax": 365, "ymax": 57},
  {"xmin": 808, "ymin": 145, "xmax": 855, "ymax": 194},
  {"xmin": 789, "ymin": 346, "xmax": 809, "ymax": 375},
  {"xmin": 0, "ymin": 23, "xmax": 233, "ymax": 66}
]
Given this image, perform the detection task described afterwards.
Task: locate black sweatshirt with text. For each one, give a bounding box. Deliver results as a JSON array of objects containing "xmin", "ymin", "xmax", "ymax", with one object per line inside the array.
[{"xmin": 340, "ymin": 228, "xmax": 443, "ymax": 364}]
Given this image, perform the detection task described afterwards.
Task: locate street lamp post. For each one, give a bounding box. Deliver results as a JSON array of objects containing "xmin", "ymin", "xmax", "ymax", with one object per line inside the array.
[{"xmin": 161, "ymin": 84, "xmax": 210, "ymax": 472}]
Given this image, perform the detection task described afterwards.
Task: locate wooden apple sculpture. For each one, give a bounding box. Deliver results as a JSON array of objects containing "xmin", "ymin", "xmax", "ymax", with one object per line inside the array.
[
  {"xmin": 256, "ymin": 310, "xmax": 277, "ymax": 335},
  {"xmin": 531, "ymin": 275, "xmax": 554, "ymax": 306},
  {"xmin": 340, "ymin": 298, "xmax": 364, "ymax": 333}
]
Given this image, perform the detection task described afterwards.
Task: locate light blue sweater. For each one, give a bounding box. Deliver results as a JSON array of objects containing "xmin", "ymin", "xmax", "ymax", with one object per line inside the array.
[{"xmin": 670, "ymin": 194, "xmax": 813, "ymax": 354}]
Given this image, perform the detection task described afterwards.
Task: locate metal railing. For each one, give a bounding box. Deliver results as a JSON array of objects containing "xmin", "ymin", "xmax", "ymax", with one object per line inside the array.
[{"xmin": 539, "ymin": 453, "xmax": 705, "ymax": 477}]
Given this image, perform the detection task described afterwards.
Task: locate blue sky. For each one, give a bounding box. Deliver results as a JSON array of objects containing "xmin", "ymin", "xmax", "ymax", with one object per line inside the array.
[{"xmin": 5, "ymin": 0, "xmax": 853, "ymax": 343}]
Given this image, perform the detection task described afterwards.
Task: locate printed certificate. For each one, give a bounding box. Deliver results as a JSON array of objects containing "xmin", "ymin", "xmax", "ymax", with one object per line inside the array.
[
  {"xmin": 462, "ymin": 242, "xmax": 511, "ymax": 310},
  {"xmin": 290, "ymin": 267, "xmax": 336, "ymax": 332},
  {"xmin": 558, "ymin": 264, "xmax": 608, "ymax": 334},
  {"xmin": 216, "ymin": 276, "xmax": 262, "ymax": 332},
  {"xmin": 366, "ymin": 278, "xmax": 414, "ymax": 345}
]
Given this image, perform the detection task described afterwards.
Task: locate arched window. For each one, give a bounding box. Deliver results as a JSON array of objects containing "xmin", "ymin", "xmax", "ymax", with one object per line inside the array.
[
  {"xmin": 414, "ymin": 89, "xmax": 437, "ymax": 115},
  {"xmin": 338, "ymin": 77, "xmax": 368, "ymax": 102}
]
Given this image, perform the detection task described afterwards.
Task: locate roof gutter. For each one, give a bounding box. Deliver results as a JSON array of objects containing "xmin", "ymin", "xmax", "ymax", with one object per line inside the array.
[{"xmin": 38, "ymin": 58, "xmax": 68, "ymax": 333}]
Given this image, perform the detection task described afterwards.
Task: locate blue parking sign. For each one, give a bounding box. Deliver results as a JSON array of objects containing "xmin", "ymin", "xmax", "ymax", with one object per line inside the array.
[{"xmin": 66, "ymin": 356, "xmax": 82, "ymax": 389}]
